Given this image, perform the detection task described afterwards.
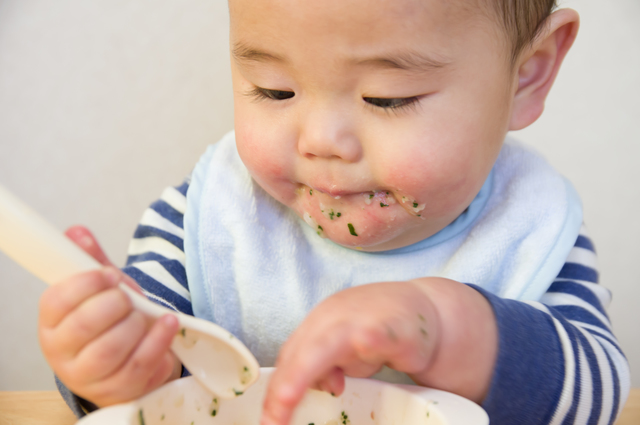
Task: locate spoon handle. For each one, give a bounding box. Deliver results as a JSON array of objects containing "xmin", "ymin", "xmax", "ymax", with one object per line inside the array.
[
  {"xmin": 0, "ymin": 184, "xmax": 102, "ymax": 284},
  {"xmin": 0, "ymin": 184, "xmax": 173, "ymax": 318}
]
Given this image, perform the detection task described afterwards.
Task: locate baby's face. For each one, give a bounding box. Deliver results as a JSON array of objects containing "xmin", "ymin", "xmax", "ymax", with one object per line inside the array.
[{"xmin": 230, "ymin": 0, "xmax": 517, "ymax": 251}]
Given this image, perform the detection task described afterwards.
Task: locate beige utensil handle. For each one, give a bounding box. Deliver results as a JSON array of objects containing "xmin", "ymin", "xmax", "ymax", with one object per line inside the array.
[{"xmin": 0, "ymin": 184, "xmax": 101, "ymax": 285}]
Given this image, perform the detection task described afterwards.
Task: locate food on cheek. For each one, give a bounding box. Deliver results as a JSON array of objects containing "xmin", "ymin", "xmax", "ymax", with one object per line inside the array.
[
  {"xmin": 348, "ymin": 223, "xmax": 358, "ymax": 236},
  {"xmin": 400, "ymin": 196, "xmax": 426, "ymax": 217}
]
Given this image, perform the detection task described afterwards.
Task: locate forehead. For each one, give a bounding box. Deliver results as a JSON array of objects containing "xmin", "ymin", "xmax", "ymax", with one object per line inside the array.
[{"xmin": 228, "ymin": 0, "xmax": 499, "ymax": 64}]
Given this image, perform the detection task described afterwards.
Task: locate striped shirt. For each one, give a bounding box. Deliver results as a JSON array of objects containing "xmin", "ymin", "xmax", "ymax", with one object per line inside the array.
[{"xmin": 123, "ymin": 180, "xmax": 630, "ymax": 425}]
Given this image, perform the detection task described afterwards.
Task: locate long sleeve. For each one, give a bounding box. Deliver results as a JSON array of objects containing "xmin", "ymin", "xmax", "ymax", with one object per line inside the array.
[{"xmin": 477, "ymin": 226, "xmax": 630, "ymax": 425}]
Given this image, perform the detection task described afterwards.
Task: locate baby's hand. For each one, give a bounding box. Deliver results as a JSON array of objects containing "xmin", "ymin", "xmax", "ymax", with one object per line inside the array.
[
  {"xmin": 38, "ymin": 226, "xmax": 181, "ymax": 407},
  {"xmin": 261, "ymin": 278, "xmax": 498, "ymax": 425},
  {"xmin": 261, "ymin": 281, "xmax": 441, "ymax": 425}
]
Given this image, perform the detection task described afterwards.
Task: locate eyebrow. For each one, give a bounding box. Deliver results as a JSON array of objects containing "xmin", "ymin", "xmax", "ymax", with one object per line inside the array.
[
  {"xmin": 357, "ymin": 51, "xmax": 451, "ymax": 73},
  {"xmin": 232, "ymin": 42, "xmax": 451, "ymax": 74},
  {"xmin": 232, "ymin": 43, "xmax": 285, "ymax": 64}
]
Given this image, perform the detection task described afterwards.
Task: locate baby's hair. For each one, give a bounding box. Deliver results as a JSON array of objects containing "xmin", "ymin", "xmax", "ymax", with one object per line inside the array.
[{"xmin": 493, "ymin": 0, "xmax": 558, "ymax": 64}]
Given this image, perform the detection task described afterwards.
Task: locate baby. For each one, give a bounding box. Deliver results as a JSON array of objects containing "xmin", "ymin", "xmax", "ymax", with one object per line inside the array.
[{"xmin": 39, "ymin": 0, "xmax": 630, "ymax": 424}]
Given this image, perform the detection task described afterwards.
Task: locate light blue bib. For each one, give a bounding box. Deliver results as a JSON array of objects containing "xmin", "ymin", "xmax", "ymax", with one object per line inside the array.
[{"xmin": 184, "ymin": 131, "xmax": 582, "ymax": 371}]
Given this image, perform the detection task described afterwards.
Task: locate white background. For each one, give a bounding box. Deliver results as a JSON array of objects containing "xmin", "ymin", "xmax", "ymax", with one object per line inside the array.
[{"xmin": 0, "ymin": 0, "xmax": 638, "ymax": 391}]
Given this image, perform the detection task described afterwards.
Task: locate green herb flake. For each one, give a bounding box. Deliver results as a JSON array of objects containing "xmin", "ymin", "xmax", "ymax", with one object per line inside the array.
[
  {"xmin": 329, "ymin": 211, "xmax": 335, "ymax": 220},
  {"xmin": 413, "ymin": 202, "xmax": 419, "ymax": 208},
  {"xmin": 336, "ymin": 212, "xmax": 341, "ymax": 217},
  {"xmin": 310, "ymin": 189, "xmax": 313, "ymax": 195},
  {"xmin": 138, "ymin": 409, "xmax": 146, "ymax": 425},
  {"xmin": 418, "ymin": 314, "xmax": 426, "ymax": 322},
  {"xmin": 369, "ymin": 194, "xmax": 374, "ymax": 199},
  {"xmin": 309, "ymin": 423, "xmax": 315, "ymax": 425},
  {"xmin": 331, "ymin": 392, "xmax": 336, "ymax": 397},
  {"xmin": 211, "ymin": 409, "xmax": 217, "ymax": 417},
  {"xmin": 180, "ymin": 328, "xmax": 186, "ymax": 337},
  {"xmin": 380, "ymin": 202, "xmax": 388, "ymax": 207},
  {"xmin": 318, "ymin": 225, "xmax": 323, "ymax": 231},
  {"xmin": 233, "ymin": 389, "xmax": 244, "ymax": 396},
  {"xmin": 341, "ymin": 411, "xmax": 351, "ymax": 425},
  {"xmin": 348, "ymin": 223, "xmax": 358, "ymax": 236}
]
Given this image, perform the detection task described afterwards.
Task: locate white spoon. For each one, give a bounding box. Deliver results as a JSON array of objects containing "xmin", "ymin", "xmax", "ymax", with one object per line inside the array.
[{"xmin": 0, "ymin": 184, "xmax": 259, "ymax": 399}]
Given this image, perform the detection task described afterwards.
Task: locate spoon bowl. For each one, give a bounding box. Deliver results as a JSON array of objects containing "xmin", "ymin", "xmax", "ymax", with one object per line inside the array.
[{"xmin": 0, "ymin": 184, "xmax": 259, "ymax": 398}]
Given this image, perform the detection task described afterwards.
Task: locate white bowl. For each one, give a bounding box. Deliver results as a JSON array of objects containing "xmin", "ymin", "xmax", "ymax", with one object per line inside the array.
[{"xmin": 77, "ymin": 368, "xmax": 488, "ymax": 425}]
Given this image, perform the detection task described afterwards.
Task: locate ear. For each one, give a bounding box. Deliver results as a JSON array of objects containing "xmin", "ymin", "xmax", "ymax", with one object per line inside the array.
[{"xmin": 509, "ymin": 9, "xmax": 580, "ymax": 131}]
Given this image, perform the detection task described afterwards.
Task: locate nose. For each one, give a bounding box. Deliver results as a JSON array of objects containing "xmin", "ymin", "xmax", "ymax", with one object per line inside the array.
[{"xmin": 297, "ymin": 103, "xmax": 363, "ymax": 163}]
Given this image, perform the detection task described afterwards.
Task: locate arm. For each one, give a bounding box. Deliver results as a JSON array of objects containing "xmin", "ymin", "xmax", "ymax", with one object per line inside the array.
[
  {"xmin": 261, "ymin": 226, "xmax": 630, "ymax": 425},
  {"xmin": 478, "ymin": 226, "xmax": 629, "ymax": 424}
]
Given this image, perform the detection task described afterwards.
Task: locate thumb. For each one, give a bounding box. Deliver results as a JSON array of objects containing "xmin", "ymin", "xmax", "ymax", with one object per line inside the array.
[
  {"xmin": 64, "ymin": 225, "xmax": 143, "ymax": 294},
  {"xmin": 64, "ymin": 225, "xmax": 113, "ymax": 266}
]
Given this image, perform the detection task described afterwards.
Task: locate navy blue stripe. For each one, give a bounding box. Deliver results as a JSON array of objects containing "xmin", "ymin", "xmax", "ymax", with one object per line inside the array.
[
  {"xmin": 557, "ymin": 262, "xmax": 599, "ymax": 283},
  {"xmin": 603, "ymin": 348, "xmax": 621, "ymax": 425},
  {"xmin": 122, "ymin": 258, "xmax": 188, "ymax": 291},
  {"xmin": 575, "ymin": 331, "xmax": 603, "ymax": 425},
  {"xmin": 149, "ymin": 199, "xmax": 184, "ymax": 229},
  {"xmin": 123, "ymin": 267, "xmax": 193, "ymax": 315},
  {"xmin": 560, "ymin": 318, "xmax": 582, "ymax": 425},
  {"xmin": 575, "ymin": 235, "xmax": 596, "ymax": 252},
  {"xmin": 132, "ymin": 225, "xmax": 184, "ymax": 251},
  {"xmin": 547, "ymin": 280, "xmax": 606, "ymax": 316},
  {"xmin": 126, "ymin": 251, "xmax": 182, "ymax": 267},
  {"xmin": 175, "ymin": 181, "xmax": 189, "ymax": 197},
  {"xmin": 554, "ymin": 305, "xmax": 610, "ymax": 331},
  {"xmin": 589, "ymin": 331, "xmax": 626, "ymax": 360}
]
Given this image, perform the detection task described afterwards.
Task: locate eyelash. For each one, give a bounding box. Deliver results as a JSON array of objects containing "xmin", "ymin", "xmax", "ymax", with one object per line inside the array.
[{"xmin": 246, "ymin": 86, "xmax": 421, "ymax": 112}]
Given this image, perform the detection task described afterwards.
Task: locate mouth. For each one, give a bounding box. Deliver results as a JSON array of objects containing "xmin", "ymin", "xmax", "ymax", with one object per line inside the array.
[{"xmin": 300, "ymin": 184, "xmax": 426, "ymax": 218}]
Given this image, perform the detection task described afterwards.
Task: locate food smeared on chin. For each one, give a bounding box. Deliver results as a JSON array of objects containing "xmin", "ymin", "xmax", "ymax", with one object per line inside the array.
[{"xmin": 304, "ymin": 212, "xmax": 327, "ymax": 238}]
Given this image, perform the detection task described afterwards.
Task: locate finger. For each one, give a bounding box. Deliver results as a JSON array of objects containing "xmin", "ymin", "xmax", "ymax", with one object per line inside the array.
[
  {"xmin": 114, "ymin": 314, "xmax": 180, "ymax": 393},
  {"xmin": 315, "ymin": 367, "xmax": 345, "ymax": 396},
  {"xmin": 50, "ymin": 287, "xmax": 133, "ymax": 358},
  {"xmin": 68, "ymin": 310, "xmax": 148, "ymax": 383},
  {"xmin": 65, "ymin": 226, "xmax": 113, "ymax": 266},
  {"xmin": 39, "ymin": 269, "xmax": 119, "ymax": 329},
  {"xmin": 262, "ymin": 331, "xmax": 349, "ymax": 425},
  {"xmin": 64, "ymin": 228, "xmax": 143, "ymax": 294}
]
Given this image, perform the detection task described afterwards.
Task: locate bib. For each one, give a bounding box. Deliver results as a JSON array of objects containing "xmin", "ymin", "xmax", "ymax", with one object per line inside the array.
[{"xmin": 184, "ymin": 131, "xmax": 582, "ymax": 372}]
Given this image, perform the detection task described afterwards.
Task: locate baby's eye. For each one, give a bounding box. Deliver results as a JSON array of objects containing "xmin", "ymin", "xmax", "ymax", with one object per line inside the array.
[
  {"xmin": 249, "ymin": 87, "xmax": 295, "ymax": 101},
  {"xmin": 363, "ymin": 96, "xmax": 420, "ymax": 110}
]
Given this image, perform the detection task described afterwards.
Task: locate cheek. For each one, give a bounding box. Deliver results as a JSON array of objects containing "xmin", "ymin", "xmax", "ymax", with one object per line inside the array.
[
  {"xmin": 377, "ymin": 140, "xmax": 482, "ymax": 213},
  {"xmin": 236, "ymin": 126, "xmax": 286, "ymax": 184}
]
